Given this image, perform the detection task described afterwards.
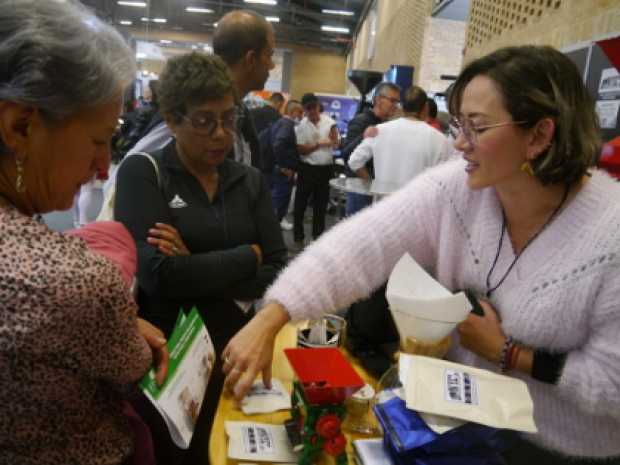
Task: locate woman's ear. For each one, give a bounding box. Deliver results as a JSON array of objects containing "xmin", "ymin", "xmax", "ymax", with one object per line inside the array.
[
  {"xmin": 527, "ymin": 117, "xmax": 555, "ymax": 161},
  {"xmin": 0, "ymin": 102, "xmax": 35, "ymax": 156}
]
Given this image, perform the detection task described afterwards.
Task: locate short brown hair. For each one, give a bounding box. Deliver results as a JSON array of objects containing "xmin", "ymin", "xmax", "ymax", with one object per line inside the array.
[
  {"xmin": 402, "ymin": 86, "xmax": 428, "ymax": 114},
  {"xmin": 449, "ymin": 45, "xmax": 600, "ymax": 186},
  {"xmin": 158, "ymin": 52, "xmax": 234, "ymax": 124}
]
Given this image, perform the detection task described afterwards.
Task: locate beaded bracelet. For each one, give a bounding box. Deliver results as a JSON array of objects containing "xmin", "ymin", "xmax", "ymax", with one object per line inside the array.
[{"xmin": 499, "ymin": 336, "xmax": 513, "ymax": 373}]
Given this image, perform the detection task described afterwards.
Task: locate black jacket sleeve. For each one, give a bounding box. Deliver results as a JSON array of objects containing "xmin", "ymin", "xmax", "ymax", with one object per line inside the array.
[
  {"xmin": 341, "ymin": 115, "xmax": 367, "ymax": 163},
  {"xmin": 114, "ymin": 155, "xmax": 261, "ymax": 300},
  {"xmin": 273, "ymin": 120, "xmax": 299, "ymax": 171},
  {"xmin": 221, "ymin": 173, "xmax": 288, "ymax": 300}
]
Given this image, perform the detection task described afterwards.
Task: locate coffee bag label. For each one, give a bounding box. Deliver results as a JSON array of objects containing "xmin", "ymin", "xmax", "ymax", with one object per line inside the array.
[{"xmin": 444, "ymin": 369, "xmax": 479, "ymax": 406}]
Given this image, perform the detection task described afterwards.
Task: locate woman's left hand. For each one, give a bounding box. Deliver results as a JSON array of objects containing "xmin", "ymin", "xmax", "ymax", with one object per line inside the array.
[
  {"xmin": 137, "ymin": 318, "xmax": 169, "ymax": 386},
  {"xmin": 458, "ymin": 299, "xmax": 506, "ymax": 364},
  {"xmin": 147, "ymin": 222, "xmax": 190, "ymax": 256}
]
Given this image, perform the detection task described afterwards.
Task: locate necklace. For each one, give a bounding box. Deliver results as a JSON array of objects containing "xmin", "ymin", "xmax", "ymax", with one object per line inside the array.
[{"xmin": 485, "ymin": 185, "xmax": 570, "ymax": 298}]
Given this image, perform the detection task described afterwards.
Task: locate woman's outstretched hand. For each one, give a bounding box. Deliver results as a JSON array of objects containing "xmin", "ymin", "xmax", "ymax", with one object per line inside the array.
[
  {"xmin": 222, "ymin": 302, "xmax": 290, "ymax": 401},
  {"xmin": 458, "ymin": 299, "xmax": 506, "ymax": 364}
]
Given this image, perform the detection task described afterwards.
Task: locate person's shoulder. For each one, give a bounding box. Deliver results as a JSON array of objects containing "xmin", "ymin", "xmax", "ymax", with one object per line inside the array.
[{"xmin": 321, "ymin": 113, "xmax": 336, "ymax": 125}]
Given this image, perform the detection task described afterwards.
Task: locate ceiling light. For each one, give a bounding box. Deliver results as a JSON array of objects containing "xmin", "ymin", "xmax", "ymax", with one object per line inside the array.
[
  {"xmin": 322, "ymin": 9, "xmax": 355, "ymax": 16},
  {"xmin": 117, "ymin": 1, "xmax": 146, "ymax": 7},
  {"xmin": 321, "ymin": 25, "xmax": 350, "ymax": 33},
  {"xmin": 136, "ymin": 52, "xmax": 147, "ymax": 59},
  {"xmin": 266, "ymin": 16, "xmax": 280, "ymax": 22},
  {"xmin": 141, "ymin": 17, "xmax": 167, "ymax": 23},
  {"xmin": 186, "ymin": 7, "xmax": 214, "ymax": 13},
  {"xmin": 160, "ymin": 39, "xmax": 172, "ymax": 44},
  {"xmin": 119, "ymin": 20, "xmax": 133, "ymax": 25},
  {"xmin": 213, "ymin": 22, "xmax": 218, "ymax": 27},
  {"xmin": 244, "ymin": 0, "xmax": 277, "ymax": 5}
]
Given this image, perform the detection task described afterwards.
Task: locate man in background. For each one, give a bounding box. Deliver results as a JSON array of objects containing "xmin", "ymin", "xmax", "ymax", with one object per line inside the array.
[
  {"xmin": 293, "ymin": 93, "xmax": 339, "ymax": 248},
  {"xmin": 341, "ymin": 82, "xmax": 401, "ymax": 216},
  {"xmin": 348, "ymin": 85, "xmax": 451, "ymax": 189},
  {"xmin": 270, "ymin": 100, "xmax": 304, "ymax": 230},
  {"xmin": 251, "ymin": 92, "xmax": 285, "ymax": 134}
]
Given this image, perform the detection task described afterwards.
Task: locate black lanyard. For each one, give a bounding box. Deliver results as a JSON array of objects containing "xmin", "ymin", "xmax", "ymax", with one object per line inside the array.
[{"xmin": 485, "ymin": 185, "xmax": 569, "ymax": 298}]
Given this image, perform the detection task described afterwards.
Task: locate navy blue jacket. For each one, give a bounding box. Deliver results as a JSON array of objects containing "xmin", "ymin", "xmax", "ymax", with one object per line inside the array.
[{"xmin": 272, "ymin": 117, "xmax": 299, "ymax": 171}]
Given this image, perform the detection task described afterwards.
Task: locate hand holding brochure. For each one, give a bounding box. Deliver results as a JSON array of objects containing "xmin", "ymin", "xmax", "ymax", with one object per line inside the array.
[{"xmin": 140, "ymin": 307, "xmax": 215, "ymax": 449}]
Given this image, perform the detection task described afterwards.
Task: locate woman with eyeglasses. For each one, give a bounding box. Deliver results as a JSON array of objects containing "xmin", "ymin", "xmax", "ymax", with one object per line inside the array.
[
  {"xmin": 223, "ymin": 45, "xmax": 620, "ymax": 464},
  {"xmin": 114, "ymin": 52, "xmax": 287, "ymax": 464}
]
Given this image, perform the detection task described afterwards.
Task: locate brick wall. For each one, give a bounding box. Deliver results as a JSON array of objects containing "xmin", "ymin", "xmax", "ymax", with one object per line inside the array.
[
  {"xmin": 418, "ymin": 17, "xmax": 467, "ymax": 93},
  {"xmin": 464, "ymin": 0, "xmax": 620, "ymax": 62},
  {"xmin": 347, "ymin": 0, "xmax": 435, "ymax": 93}
]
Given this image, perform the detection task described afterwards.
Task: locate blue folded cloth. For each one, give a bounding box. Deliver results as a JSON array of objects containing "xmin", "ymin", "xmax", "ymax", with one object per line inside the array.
[{"xmin": 373, "ymin": 394, "xmax": 516, "ymax": 465}]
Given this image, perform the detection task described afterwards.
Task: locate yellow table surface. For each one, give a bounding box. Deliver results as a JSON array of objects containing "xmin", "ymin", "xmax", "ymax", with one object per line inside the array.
[{"xmin": 208, "ymin": 322, "xmax": 381, "ymax": 464}]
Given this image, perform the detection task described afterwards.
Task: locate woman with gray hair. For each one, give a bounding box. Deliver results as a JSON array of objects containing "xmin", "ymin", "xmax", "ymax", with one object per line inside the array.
[{"xmin": 0, "ymin": 1, "xmax": 168, "ymax": 464}]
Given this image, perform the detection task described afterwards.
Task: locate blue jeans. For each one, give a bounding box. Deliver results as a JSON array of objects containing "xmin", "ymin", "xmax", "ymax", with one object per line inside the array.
[{"xmin": 345, "ymin": 192, "xmax": 372, "ymax": 217}]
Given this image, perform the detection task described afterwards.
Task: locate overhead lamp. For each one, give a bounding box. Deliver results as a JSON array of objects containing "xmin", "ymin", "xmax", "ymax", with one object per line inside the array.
[
  {"xmin": 321, "ymin": 25, "xmax": 350, "ymax": 33},
  {"xmin": 117, "ymin": 1, "xmax": 146, "ymax": 7},
  {"xmin": 213, "ymin": 22, "xmax": 219, "ymax": 27},
  {"xmin": 141, "ymin": 17, "xmax": 167, "ymax": 23},
  {"xmin": 266, "ymin": 16, "xmax": 280, "ymax": 22},
  {"xmin": 244, "ymin": 0, "xmax": 277, "ymax": 5},
  {"xmin": 322, "ymin": 9, "xmax": 355, "ymax": 16},
  {"xmin": 160, "ymin": 39, "xmax": 172, "ymax": 44},
  {"xmin": 119, "ymin": 20, "xmax": 133, "ymax": 25},
  {"xmin": 186, "ymin": 7, "xmax": 214, "ymax": 13}
]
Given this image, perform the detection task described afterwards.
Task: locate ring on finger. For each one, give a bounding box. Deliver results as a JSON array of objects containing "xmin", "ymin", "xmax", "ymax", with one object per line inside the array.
[{"xmin": 172, "ymin": 245, "xmax": 180, "ymax": 254}]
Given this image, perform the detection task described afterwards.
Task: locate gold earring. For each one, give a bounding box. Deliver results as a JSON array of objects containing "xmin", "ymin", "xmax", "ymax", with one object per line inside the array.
[
  {"xmin": 15, "ymin": 158, "xmax": 26, "ymax": 193},
  {"xmin": 520, "ymin": 161, "xmax": 534, "ymax": 176}
]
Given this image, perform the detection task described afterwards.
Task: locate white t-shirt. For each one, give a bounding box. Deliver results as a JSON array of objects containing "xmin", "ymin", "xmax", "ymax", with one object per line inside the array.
[
  {"xmin": 348, "ymin": 117, "xmax": 451, "ymax": 188},
  {"xmin": 294, "ymin": 114, "xmax": 336, "ymax": 166}
]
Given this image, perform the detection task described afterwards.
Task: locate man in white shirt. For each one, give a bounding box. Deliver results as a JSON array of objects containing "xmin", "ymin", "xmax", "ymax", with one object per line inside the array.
[
  {"xmin": 293, "ymin": 93, "xmax": 339, "ymax": 247},
  {"xmin": 348, "ymin": 86, "xmax": 451, "ymax": 191}
]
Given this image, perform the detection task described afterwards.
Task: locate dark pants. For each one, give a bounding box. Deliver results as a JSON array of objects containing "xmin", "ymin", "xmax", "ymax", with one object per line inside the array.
[
  {"xmin": 345, "ymin": 191, "xmax": 372, "ymax": 217},
  {"xmin": 293, "ymin": 163, "xmax": 333, "ymax": 242},
  {"xmin": 271, "ymin": 170, "xmax": 295, "ymax": 221},
  {"xmin": 503, "ymin": 437, "xmax": 620, "ymax": 465}
]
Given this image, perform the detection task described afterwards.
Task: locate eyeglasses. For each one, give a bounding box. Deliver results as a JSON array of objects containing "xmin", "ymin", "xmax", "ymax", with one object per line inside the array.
[
  {"xmin": 449, "ymin": 117, "xmax": 528, "ymax": 147},
  {"xmin": 178, "ymin": 110, "xmax": 237, "ymax": 135},
  {"xmin": 380, "ymin": 95, "xmax": 401, "ymax": 106}
]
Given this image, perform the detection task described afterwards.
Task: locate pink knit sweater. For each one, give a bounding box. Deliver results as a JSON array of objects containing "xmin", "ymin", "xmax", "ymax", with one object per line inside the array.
[{"xmin": 265, "ymin": 159, "xmax": 620, "ymax": 458}]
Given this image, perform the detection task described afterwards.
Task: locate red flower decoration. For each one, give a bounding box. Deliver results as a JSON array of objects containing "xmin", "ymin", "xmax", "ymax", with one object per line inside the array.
[
  {"xmin": 315, "ymin": 414, "xmax": 341, "ymax": 439},
  {"xmin": 323, "ymin": 433, "xmax": 346, "ymax": 456}
]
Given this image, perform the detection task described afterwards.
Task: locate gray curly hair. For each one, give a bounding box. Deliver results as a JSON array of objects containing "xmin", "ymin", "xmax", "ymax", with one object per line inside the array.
[{"xmin": 0, "ymin": 0, "xmax": 136, "ymax": 151}]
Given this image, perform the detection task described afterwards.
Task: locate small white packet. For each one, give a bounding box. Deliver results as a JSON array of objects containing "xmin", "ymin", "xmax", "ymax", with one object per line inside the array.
[
  {"xmin": 225, "ymin": 421, "xmax": 299, "ymax": 462},
  {"xmin": 241, "ymin": 379, "xmax": 291, "ymax": 415},
  {"xmin": 405, "ymin": 356, "xmax": 537, "ymax": 433}
]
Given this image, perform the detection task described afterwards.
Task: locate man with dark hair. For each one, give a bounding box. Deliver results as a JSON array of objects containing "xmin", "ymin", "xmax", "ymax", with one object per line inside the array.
[
  {"xmin": 426, "ymin": 97, "xmax": 442, "ymax": 131},
  {"xmin": 293, "ymin": 93, "xmax": 339, "ymax": 248},
  {"xmin": 341, "ymin": 81, "xmax": 401, "ymax": 215},
  {"xmin": 348, "ymin": 85, "xmax": 451, "ymax": 188},
  {"xmin": 270, "ymin": 99, "xmax": 304, "ymax": 229},
  {"xmin": 251, "ymin": 92, "xmax": 285, "ymax": 134}
]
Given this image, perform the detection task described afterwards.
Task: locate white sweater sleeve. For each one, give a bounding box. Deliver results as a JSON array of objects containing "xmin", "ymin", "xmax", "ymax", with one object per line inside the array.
[
  {"xmin": 263, "ymin": 172, "xmax": 442, "ymax": 321},
  {"xmin": 557, "ymin": 289, "xmax": 620, "ymax": 419},
  {"xmin": 348, "ymin": 137, "xmax": 375, "ymax": 172}
]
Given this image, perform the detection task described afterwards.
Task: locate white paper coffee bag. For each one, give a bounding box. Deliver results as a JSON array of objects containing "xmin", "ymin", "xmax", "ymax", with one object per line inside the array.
[{"xmin": 404, "ymin": 355, "xmax": 537, "ymax": 433}]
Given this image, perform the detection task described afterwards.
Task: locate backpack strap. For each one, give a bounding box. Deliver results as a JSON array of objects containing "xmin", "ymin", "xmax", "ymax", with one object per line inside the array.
[{"xmin": 133, "ymin": 151, "xmax": 162, "ymax": 188}]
